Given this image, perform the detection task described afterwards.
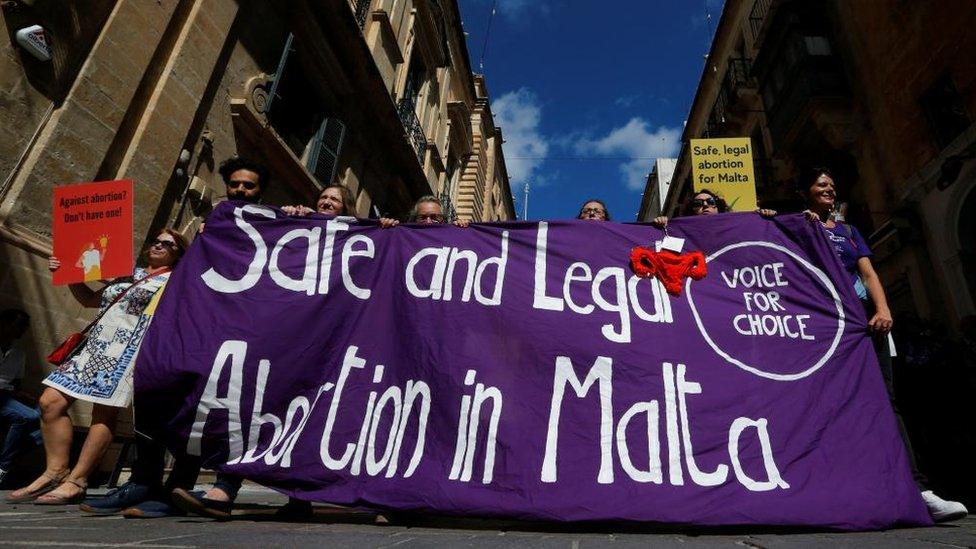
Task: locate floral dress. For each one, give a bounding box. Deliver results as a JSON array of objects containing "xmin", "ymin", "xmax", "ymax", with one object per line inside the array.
[{"xmin": 43, "ymin": 268, "xmax": 170, "ymax": 407}]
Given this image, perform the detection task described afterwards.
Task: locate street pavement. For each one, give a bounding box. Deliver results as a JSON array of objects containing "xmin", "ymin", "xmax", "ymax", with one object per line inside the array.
[{"xmin": 1, "ymin": 484, "xmax": 974, "ymax": 548}]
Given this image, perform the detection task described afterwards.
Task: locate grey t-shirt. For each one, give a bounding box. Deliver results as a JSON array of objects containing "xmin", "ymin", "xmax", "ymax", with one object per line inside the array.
[{"xmin": 0, "ymin": 346, "xmax": 26, "ymax": 391}]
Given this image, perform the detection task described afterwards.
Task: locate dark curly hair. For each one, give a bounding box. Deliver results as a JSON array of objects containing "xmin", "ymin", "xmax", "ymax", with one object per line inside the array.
[
  {"xmin": 218, "ymin": 157, "xmax": 271, "ymax": 193},
  {"xmin": 681, "ymin": 188, "xmax": 729, "ymax": 216},
  {"xmin": 795, "ymin": 166, "xmax": 835, "ymax": 197}
]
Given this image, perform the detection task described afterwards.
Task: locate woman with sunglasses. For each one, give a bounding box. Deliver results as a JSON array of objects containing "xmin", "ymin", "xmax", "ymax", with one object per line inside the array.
[
  {"xmin": 681, "ymin": 189, "xmax": 729, "ymax": 217},
  {"xmin": 6, "ymin": 229, "xmax": 187, "ymax": 505},
  {"xmin": 652, "ymin": 189, "xmax": 775, "ymax": 226}
]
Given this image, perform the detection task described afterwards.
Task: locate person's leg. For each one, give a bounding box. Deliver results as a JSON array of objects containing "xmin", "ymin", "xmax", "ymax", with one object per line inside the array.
[
  {"xmin": 7, "ymin": 388, "xmax": 74, "ymax": 498},
  {"xmin": 0, "ymin": 394, "xmax": 41, "ymax": 471},
  {"xmin": 208, "ymin": 473, "xmax": 243, "ymax": 501},
  {"xmin": 118, "ymin": 454, "xmax": 203, "ymax": 518},
  {"xmin": 80, "ymin": 432, "xmax": 166, "ymax": 514},
  {"xmin": 70, "ymin": 404, "xmax": 120, "ymax": 482},
  {"xmin": 873, "ymin": 335, "xmax": 929, "ymax": 489},
  {"xmin": 128, "ymin": 434, "xmax": 167, "ymax": 488},
  {"xmin": 275, "ymin": 497, "xmax": 313, "ymax": 521},
  {"xmin": 163, "ymin": 454, "xmax": 201, "ymax": 492},
  {"xmin": 875, "ymin": 334, "xmax": 968, "ymax": 521},
  {"xmin": 42, "ymin": 403, "xmax": 119, "ymax": 501},
  {"xmin": 171, "ymin": 473, "xmax": 242, "ymax": 520}
]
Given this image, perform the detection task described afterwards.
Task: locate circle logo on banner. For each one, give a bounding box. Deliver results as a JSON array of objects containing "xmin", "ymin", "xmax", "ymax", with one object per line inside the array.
[{"xmin": 686, "ymin": 241, "xmax": 845, "ymax": 381}]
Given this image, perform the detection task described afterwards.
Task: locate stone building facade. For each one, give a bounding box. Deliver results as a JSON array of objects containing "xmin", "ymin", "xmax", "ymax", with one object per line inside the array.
[
  {"xmin": 645, "ymin": 0, "xmax": 976, "ymax": 331},
  {"xmin": 0, "ymin": 0, "xmax": 514, "ymax": 423}
]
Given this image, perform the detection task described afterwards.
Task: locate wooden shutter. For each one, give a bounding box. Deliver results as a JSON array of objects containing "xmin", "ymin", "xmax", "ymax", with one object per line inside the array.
[
  {"xmin": 307, "ymin": 118, "xmax": 346, "ymax": 186},
  {"xmin": 265, "ymin": 33, "xmax": 295, "ymax": 116}
]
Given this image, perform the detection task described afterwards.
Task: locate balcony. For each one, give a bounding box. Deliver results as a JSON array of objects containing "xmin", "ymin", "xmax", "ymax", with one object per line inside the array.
[
  {"xmin": 758, "ymin": 29, "xmax": 849, "ymax": 145},
  {"xmin": 765, "ymin": 64, "xmax": 847, "ymax": 144},
  {"xmin": 704, "ymin": 58, "xmax": 757, "ymax": 138},
  {"xmin": 398, "ymin": 97, "xmax": 428, "ymax": 165},
  {"xmin": 438, "ymin": 187, "xmax": 456, "ymax": 222},
  {"xmin": 724, "ymin": 58, "xmax": 756, "ymax": 103},
  {"xmin": 749, "ymin": 0, "xmax": 774, "ymax": 46}
]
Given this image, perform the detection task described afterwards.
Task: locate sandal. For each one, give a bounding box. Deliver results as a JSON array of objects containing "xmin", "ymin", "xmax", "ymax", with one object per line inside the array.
[
  {"xmin": 5, "ymin": 471, "xmax": 68, "ymax": 504},
  {"xmin": 34, "ymin": 479, "xmax": 87, "ymax": 506}
]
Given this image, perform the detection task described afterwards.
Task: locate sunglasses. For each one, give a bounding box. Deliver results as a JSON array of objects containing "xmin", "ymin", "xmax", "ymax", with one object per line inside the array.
[
  {"xmin": 228, "ymin": 180, "xmax": 258, "ymax": 190},
  {"xmin": 151, "ymin": 239, "xmax": 178, "ymax": 250},
  {"xmin": 581, "ymin": 207, "xmax": 606, "ymax": 216},
  {"xmin": 416, "ymin": 214, "xmax": 446, "ymax": 222},
  {"xmin": 692, "ymin": 197, "xmax": 718, "ymax": 208}
]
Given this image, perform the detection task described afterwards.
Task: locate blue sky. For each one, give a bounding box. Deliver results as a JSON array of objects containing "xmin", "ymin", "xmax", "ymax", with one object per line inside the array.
[{"xmin": 458, "ymin": 0, "xmax": 724, "ymax": 221}]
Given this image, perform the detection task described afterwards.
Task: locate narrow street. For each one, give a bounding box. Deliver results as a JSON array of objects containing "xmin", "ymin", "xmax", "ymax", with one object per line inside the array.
[{"xmin": 1, "ymin": 486, "xmax": 974, "ymax": 547}]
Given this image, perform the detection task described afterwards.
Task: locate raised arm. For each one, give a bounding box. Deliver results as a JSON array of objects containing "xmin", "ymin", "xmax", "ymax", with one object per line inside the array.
[{"xmin": 856, "ymin": 256, "xmax": 892, "ymax": 333}]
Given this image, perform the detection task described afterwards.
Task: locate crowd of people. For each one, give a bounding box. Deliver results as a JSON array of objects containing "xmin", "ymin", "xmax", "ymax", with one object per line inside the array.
[{"xmin": 0, "ymin": 157, "xmax": 968, "ymax": 524}]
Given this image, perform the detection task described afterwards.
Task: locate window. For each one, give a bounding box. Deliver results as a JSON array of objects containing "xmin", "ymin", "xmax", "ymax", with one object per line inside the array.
[
  {"xmin": 402, "ymin": 54, "xmax": 427, "ymax": 108},
  {"xmin": 398, "ymin": 53, "xmax": 429, "ymax": 164},
  {"xmin": 266, "ymin": 34, "xmax": 346, "ymax": 186},
  {"xmin": 920, "ymin": 74, "xmax": 972, "ymax": 150}
]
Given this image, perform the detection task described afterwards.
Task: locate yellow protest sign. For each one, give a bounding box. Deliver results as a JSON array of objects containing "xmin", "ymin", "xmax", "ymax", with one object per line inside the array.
[{"xmin": 690, "ymin": 137, "xmax": 757, "ymax": 211}]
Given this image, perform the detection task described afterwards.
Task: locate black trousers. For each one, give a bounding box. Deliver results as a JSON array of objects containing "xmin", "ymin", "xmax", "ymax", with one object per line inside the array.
[
  {"xmin": 873, "ymin": 332, "xmax": 929, "ymax": 491},
  {"xmin": 129, "ymin": 433, "xmax": 200, "ymax": 494}
]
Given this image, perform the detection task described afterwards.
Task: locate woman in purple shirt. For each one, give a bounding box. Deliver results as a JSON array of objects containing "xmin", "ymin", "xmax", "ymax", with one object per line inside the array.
[
  {"xmin": 803, "ymin": 169, "xmax": 891, "ymax": 327},
  {"xmin": 802, "ymin": 166, "xmax": 967, "ymax": 522}
]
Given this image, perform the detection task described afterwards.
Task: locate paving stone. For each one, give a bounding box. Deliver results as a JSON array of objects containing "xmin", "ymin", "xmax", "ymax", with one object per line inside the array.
[{"xmin": 1, "ymin": 485, "xmax": 971, "ymax": 548}]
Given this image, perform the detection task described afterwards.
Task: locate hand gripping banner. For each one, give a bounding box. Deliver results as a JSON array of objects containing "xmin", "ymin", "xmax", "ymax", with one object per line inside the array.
[{"xmin": 136, "ymin": 202, "xmax": 931, "ymax": 530}]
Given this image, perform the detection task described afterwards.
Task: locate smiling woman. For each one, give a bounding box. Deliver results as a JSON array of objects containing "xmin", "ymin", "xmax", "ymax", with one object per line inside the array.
[
  {"xmin": 6, "ymin": 229, "xmax": 187, "ymax": 506},
  {"xmin": 800, "ymin": 166, "xmax": 968, "ymax": 522}
]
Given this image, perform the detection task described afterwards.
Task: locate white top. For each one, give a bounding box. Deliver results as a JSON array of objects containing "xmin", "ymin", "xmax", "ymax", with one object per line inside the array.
[{"xmin": 0, "ymin": 345, "xmax": 26, "ymax": 392}]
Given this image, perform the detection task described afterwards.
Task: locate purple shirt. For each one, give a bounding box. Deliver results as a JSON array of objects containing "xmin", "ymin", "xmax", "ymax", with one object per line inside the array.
[{"xmin": 823, "ymin": 223, "xmax": 872, "ymax": 299}]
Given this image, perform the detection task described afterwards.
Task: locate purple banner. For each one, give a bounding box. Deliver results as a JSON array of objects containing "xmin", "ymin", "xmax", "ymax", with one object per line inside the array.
[{"xmin": 136, "ymin": 202, "xmax": 931, "ymax": 530}]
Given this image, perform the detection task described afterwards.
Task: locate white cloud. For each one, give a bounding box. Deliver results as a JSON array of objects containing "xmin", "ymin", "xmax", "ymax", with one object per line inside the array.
[
  {"xmin": 492, "ymin": 88, "xmax": 550, "ymax": 185},
  {"xmin": 573, "ymin": 118, "xmax": 681, "ymax": 191}
]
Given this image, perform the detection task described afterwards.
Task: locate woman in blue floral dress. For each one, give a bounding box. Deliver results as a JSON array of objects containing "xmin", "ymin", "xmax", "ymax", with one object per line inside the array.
[{"xmin": 7, "ymin": 229, "xmax": 187, "ymax": 504}]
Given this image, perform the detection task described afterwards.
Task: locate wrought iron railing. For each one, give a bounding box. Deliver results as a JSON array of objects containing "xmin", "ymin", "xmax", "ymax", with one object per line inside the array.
[
  {"xmin": 749, "ymin": 0, "xmax": 773, "ymax": 44},
  {"xmin": 438, "ymin": 187, "xmax": 456, "ymax": 222},
  {"xmin": 726, "ymin": 57, "xmax": 754, "ymax": 91},
  {"xmin": 707, "ymin": 81, "xmax": 731, "ymax": 137},
  {"xmin": 719, "ymin": 57, "xmax": 756, "ymax": 111},
  {"xmin": 705, "ymin": 112, "xmax": 723, "ymax": 138},
  {"xmin": 354, "ymin": 0, "xmax": 371, "ymax": 29},
  {"xmin": 397, "ymin": 97, "xmax": 427, "ymax": 165}
]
